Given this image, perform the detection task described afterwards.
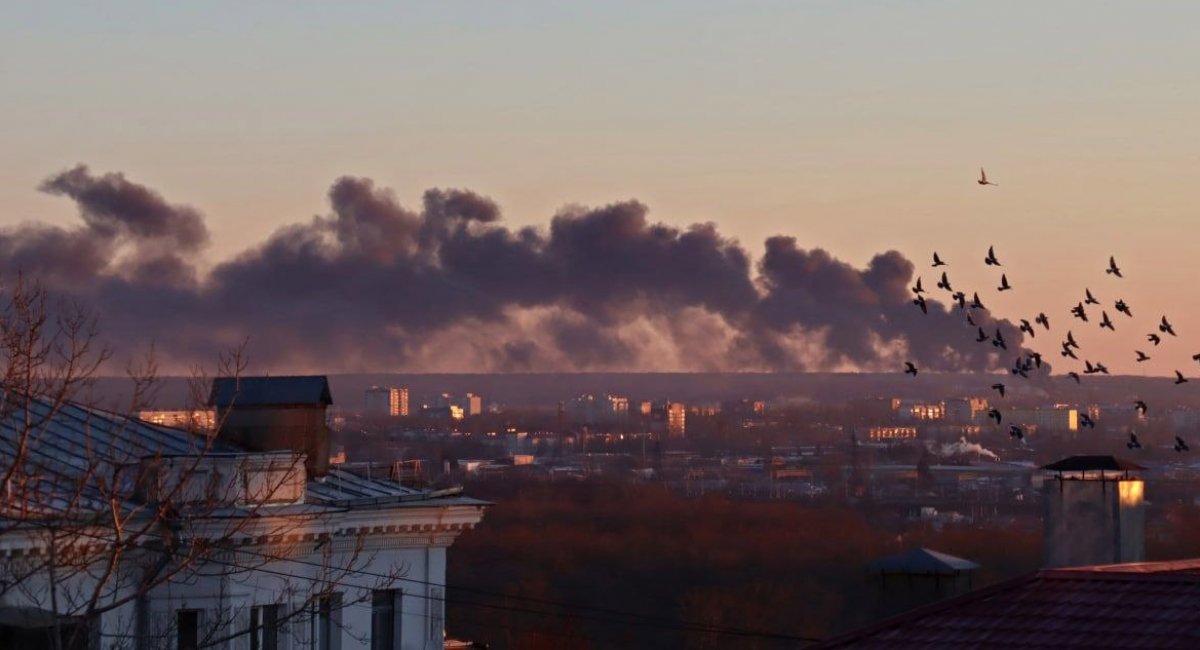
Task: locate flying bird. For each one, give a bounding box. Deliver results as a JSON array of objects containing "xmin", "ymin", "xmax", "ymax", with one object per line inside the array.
[
  {"xmin": 1084, "ymin": 289, "xmax": 1100, "ymax": 306},
  {"xmin": 1095, "ymin": 362, "xmax": 1110, "ymax": 375},
  {"xmin": 1148, "ymin": 333, "xmax": 1162, "ymax": 346},
  {"xmin": 1079, "ymin": 412, "xmax": 1095, "ymax": 427},
  {"xmin": 976, "ymin": 327, "xmax": 990, "ymax": 343},
  {"xmin": 1136, "ymin": 350, "xmax": 1151, "ymax": 363},
  {"xmin": 1160, "ymin": 316, "xmax": 1177, "ymax": 337},
  {"xmin": 937, "ymin": 272, "xmax": 953, "ymax": 292},
  {"xmin": 984, "ymin": 245, "xmax": 1001, "ymax": 266},
  {"xmin": 987, "ymin": 409, "xmax": 1002, "ymax": 425},
  {"xmin": 932, "ymin": 252, "xmax": 947, "ymax": 267},
  {"xmin": 904, "ymin": 362, "xmax": 918, "ymax": 376},
  {"xmin": 1061, "ymin": 343, "xmax": 1079, "ymax": 360},
  {"xmin": 1193, "ymin": 353, "xmax": 1200, "ymax": 363},
  {"xmin": 1084, "ymin": 360, "xmax": 1098, "ymax": 375},
  {"xmin": 1099, "ymin": 311, "xmax": 1115, "ymax": 331},
  {"xmin": 1065, "ymin": 331, "xmax": 1080, "ymax": 349},
  {"xmin": 913, "ymin": 295, "xmax": 928, "ymax": 314},
  {"xmin": 1068, "ymin": 371, "xmax": 1081, "ymax": 384},
  {"xmin": 1035, "ymin": 312, "xmax": 1050, "ymax": 330},
  {"xmin": 1009, "ymin": 425, "xmax": 1025, "ymax": 440},
  {"xmin": 912, "ymin": 277, "xmax": 925, "ymax": 294},
  {"xmin": 1028, "ymin": 351, "xmax": 1043, "ymax": 368},
  {"xmin": 1127, "ymin": 432, "xmax": 1142, "ymax": 450},
  {"xmin": 1071, "ymin": 303, "xmax": 1089, "ymax": 322},
  {"xmin": 991, "ymin": 383, "xmax": 1006, "ymax": 397},
  {"xmin": 1115, "ymin": 300, "xmax": 1132, "ymax": 317},
  {"xmin": 992, "ymin": 328, "xmax": 1007, "ymax": 350},
  {"xmin": 1175, "ymin": 370, "xmax": 1188, "ymax": 385},
  {"xmin": 971, "ymin": 293, "xmax": 986, "ymax": 310},
  {"xmin": 978, "ymin": 168, "xmax": 997, "ymax": 186},
  {"xmin": 997, "ymin": 274, "xmax": 1012, "ymax": 292},
  {"xmin": 952, "ymin": 291, "xmax": 967, "ymax": 309},
  {"xmin": 1106, "ymin": 256, "xmax": 1122, "ymax": 278},
  {"xmin": 966, "ymin": 312, "xmax": 977, "ymax": 326},
  {"xmin": 1134, "ymin": 400, "xmax": 1148, "ymax": 416},
  {"xmin": 1019, "ymin": 319, "xmax": 1035, "ymax": 337},
  {"xmin": 1176, "ymin": 436, "xmax": 1190, "ymax": 452}
]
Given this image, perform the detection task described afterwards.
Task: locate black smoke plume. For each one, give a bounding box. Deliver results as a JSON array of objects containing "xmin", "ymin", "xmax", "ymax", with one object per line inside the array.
[{"xmin": 1, "ymin": 166, "xmax": 1031, "ymax": 373}]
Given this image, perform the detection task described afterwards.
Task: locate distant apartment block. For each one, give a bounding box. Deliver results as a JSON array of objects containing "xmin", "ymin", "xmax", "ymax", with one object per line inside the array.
[
  {"xmin": 1000, "ymin": 407, "xmax": 1078, "ymax": 432},
  {"xmin": 137, "ymin": 409, "xmax": 216, "ymax": 432},
  {"xmin": 364, "ymin": 386, "xmax": 409, "ymax": 416},
  {"xmin": 570, "ymin": 394, "xmax": 630, "ymax": 425},
  {"xmin": 667, "ymin": 401, "xmax": 686, "ymax": 437},
  {"xmin": 893, "ymin": 399, "xmax": 946, "ymax": 421},
  {"xmin": 867, "ymin": 426, "xmax": 919, "ymax": 441}
]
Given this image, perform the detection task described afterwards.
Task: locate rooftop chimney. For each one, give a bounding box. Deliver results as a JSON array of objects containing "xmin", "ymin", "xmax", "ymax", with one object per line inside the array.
[
  {"xmin": 208, "ymin": 376, "xmax": 334, "ymax": 477},
  {"xmin": 1042, "ymin": 455, "xmax": 1145, "ymax": 568}
]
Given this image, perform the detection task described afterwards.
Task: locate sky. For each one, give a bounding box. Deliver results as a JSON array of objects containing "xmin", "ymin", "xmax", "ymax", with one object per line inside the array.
[{"xmin": 2, "ymin": 2, "xmax": 1200, "ymax": 375}]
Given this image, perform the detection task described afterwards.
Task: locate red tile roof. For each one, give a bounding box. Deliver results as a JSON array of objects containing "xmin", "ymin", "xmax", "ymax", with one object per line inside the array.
[{"xmin": 815, "ymin": 560, "xmax": 1200, "ymax": 649}]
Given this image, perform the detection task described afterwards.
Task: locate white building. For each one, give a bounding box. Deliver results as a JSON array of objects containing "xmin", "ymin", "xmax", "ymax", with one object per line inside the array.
[{"xmin": 0, "ymin": 376, "xmax": 485, "ymax": 650}]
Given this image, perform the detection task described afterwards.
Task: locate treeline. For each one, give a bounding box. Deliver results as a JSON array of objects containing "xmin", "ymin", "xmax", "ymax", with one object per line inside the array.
[{"xmin": 446, "ymin": 479, "xmax": 1043, "ymax": 649}]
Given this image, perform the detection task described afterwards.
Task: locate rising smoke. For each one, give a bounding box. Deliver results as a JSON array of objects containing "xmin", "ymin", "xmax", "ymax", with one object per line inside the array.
[{"xmin": 1, "ymin": 165, "xmax": 1032, "ymax": 373}]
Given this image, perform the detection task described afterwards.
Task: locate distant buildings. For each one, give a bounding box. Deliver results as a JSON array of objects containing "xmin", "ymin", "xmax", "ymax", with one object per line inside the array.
[
  {"xmin": 137, "ymin": 409, "xmax": 216, "ymax": 432},
  {"xmin": 364, "ymin": 386, "xmax": 409, "ymax": 416},
  {"xmin": 1001, "ymin": 407, "xmax": 1078, "ymax": 433},
  {"xmin": 569, "ymin": 394, "xmax": 630, "ymax": 425},
  {"xmin": 667, "ymin": 402, "xmax": 686, "ymax": 437}
]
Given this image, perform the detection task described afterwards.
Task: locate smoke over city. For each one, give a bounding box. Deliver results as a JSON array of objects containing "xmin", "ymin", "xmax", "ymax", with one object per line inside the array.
[{"xmin": 2, "ymin": 166, "xmax": 1030, "ymax": 373}]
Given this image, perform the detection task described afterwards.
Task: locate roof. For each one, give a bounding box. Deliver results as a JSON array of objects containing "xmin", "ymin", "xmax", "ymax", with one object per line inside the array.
[
  {"xmin": 868, "ymin": 548, "xmax": 980, "ymax": 574},
  {"xmin": 208, "ymin": 376, "xmax": 333, "ymax": 408},
  {"xmin": 1042, "ymin": 455, "xmax": 1145, "ymax": 472},
  {"xmin": 815, "ymin": 560, "xmax": 1200, "ymax": 649}
]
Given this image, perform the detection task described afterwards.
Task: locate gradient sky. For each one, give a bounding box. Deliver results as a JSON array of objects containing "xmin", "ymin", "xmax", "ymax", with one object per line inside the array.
[{"xmin": 3, "ymin": 2, "xmax": 1200, "ymax": 375}]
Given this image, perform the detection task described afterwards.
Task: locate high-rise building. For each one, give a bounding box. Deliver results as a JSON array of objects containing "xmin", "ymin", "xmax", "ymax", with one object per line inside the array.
[
  {"xmin": 459, "ymin": 393, "xmax": 483, "ymax": 417},
  {"xmin": 667, "ymin": 402, "xmax": 686, "ymax": 437},
  {"xmin": 364, "ymin": 386, "xmax": 409, "ymax": 417}
]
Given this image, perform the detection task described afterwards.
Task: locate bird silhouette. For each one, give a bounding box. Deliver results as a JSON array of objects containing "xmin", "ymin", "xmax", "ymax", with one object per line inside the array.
[
  {"xmin": 991, "ymin": 383, "xmax": 1006, "ymax": 397},
  {"xmin": 1194, "ymin": 353, "xmax": 1200, "ymax": 362},
  {"xmin": 978, "ymin": 168, "xmax": 997, "ymax": 186},
  {"xmin": 1135, "ymin": 400, "xmax": 1148, "ymax": 416},
  {"xmin": 1028, "ymin": 351, "xmax": 1043, "ymax": 368},
  {"xmin": 937, "ymin": 272, "xmax": 953, "ymax": 292},
  {"xmin": 971, "ymin": 293, "xmax": 986, "ymax": 310},
  {"xmin": 1019, "ymin": 319, "xmax": 1035, "ymax": 337},
  {"xmin": 1148, "ymin": 333, "xmax": 1162, "ymax": 346},
  {"xmin": 1011, "ymin": 361, "xmax": 1029, "ymax": 379},
  {"xmin": 967, "ymin": 312, "xmax": 977, "ymax": 326},
  {"xmin": 1071, "ymin": 303, "xmax": 1089, "ymax": 322},
  {"xmin": 932, "ymin": 252, "xmax": 947, "ymax": 267},
  {"xmin": 1061, "ymin": 343, "xmax": 1079, "ymax": 360},
  {"xmin": 1175, "ymin": 370, "xmax": 1188, "ymax": 385},
  {"xmin": 984, "ymin": 246, "xmax": 1001, "ymax": 266},
  {"xmin": 1065, "ymin": 331, "xmax": 1080, "ymax": 349},
  {"xmin": 913, "ymin": 295, "xmax": 928, "ymax": 314},
  {"xmin": 1084, "ymin": 289, "xmax": 1100, "ymax": 305},
  {"xmin": 976, "ymin": 327, "xmax": 990, "ymax": 343},
  {"xmin": 1160, "ymin": 316, "xmax": 1177, "ymax": 337},
  {"xmin": 1107, "ymin": 256, "xmax": 1122, "ymax": 278},
  {"xmin": 1096, "ymin": 362, "xmax": 1110, "ymax": 375},
  {"xmin": 952, "ymin": 291, "xmax": 967, "ymax": 309},
  {"xmin": 1099, "ymin": 311, "xmax": 1115, "ymax": 331},
  {"xmin": 912, "ymin": 277, "xmax": 925, "ymax": 294},
  {"xmin": 1079, "ymin": 412, "xmax": 1095, "ymax": 427},
  {"xmin": 1127, "ymin": 432, "xmax": 1142, "ymax": 450},
  {"xmin": 1115, "ymin": 300, "xmax": 1132, "ymax": 317},
  {"xmin": 997, "ymin": 274, "xmax": 1012, "ymax": 292},
  {"xmin": 992, "ymin": 329, "xmax": 1007, "ymax": 350},
  {"xmin": 1175, "ymin": 436, "xmax": 1190, "ymax": 452},
  {"xmin": 1068, "ymin": 371, "xmax": 1082, "ymax": 384},
  {"xmin": 1009, "ymin": 425, "xmax": 1024, "ymax": 440},
  {"xmin": 1084, "ymin": 360, "xmax": 1098, "ymax": 374},
  {"xmin": 1136, "ymin": 350, "xmax": 1151, "ymax": 363},
  {"xmin": 904, "ymin": 362, "xmax": 918, "ymax": 376},
  {"xmin": 987, "ymin": 409, "xmax": 1002, "ymax": 425},
  {"xmin": 1035, "ymin": 312, "xmax": 1050, "ymax": 330}
]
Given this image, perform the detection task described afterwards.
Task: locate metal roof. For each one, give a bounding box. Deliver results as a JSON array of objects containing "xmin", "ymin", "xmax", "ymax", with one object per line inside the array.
[
  {"xmin": 208, "ymin": 376, "xmax": 333, "ymax": 408},
  {"xmin": 1042, "ymin": 455, "xmax": 1145, "ymax": 472},
  {"xmin": 815, "ymin": 561, "xmax": 1200, "ymax": 649},
  {"xmin": 868, "ymin": 548, "xmax": 980, "ymax": 574}
]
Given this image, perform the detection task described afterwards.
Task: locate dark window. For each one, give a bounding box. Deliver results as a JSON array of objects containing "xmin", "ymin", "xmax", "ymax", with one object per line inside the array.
[
  {"xmin": 315, "ymin": 593, "xmax": 342, "ymax": 650},
  {"xmin": 250, "ymin": 604, "xmax": 280, "ymax": 650},
  {"xmin": 177, "ymin": 610, "xmax": 200, "ymax": 650},
  {"xmin": 371, "ymin": 590, "xmax": 401, "ymax": 650}
]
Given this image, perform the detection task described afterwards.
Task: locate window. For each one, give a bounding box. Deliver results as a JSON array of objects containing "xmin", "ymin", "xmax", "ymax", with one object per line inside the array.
[
  {"xmin": 371, "ymin": 590, "xmax": 402, "ymax": 650},
  {"xmin": 250, "ymin": 605, "xmax": 281, "ymax": 650},
  {"xmin": 314, "ymin": 593, "xmax": 342, "ymax": 650},
  {"xmin": 177, "ymin": 610, "xmax": 201, "ymax": 650}
]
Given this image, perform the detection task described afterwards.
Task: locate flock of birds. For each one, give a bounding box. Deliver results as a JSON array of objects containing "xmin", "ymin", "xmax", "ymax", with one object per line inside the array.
[{"xmin": 901, "ymin": 168, "xmax": 1197, "ymax": 453}]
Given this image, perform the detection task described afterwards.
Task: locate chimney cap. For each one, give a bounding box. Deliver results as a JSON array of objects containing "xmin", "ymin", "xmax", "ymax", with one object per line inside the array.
[{"xmin": 1041, "ymin": 455, "xmax": 1144, "ymax": 472}]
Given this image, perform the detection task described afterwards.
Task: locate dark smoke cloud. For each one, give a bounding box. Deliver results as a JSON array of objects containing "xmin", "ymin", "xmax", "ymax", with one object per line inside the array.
[{"xmin": 2, "ymin": 166, "xmax": 1032, "ymax": 373}]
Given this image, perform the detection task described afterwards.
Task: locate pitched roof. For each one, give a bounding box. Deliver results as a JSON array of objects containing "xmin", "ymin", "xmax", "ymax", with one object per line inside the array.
[
  {"xmin": 868, "ymin": 548, "xmax": 980, "ymax": 574},
  {"xmin": 1042, "ymin": 455, "xmax": 1144, "ymax": 472},
  {"xmin": 815, "ymin": 560, "xmax": 1200, "ymax": 649},
  {"xmin": 208, "ymin": 376, "xmax": 333, "ymax": 408}
]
